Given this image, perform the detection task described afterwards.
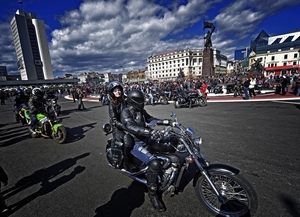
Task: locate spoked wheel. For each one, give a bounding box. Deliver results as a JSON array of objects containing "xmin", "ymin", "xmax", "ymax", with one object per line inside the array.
[
  {"xmin": 195, "ymin": 172, "xmax": 258, "ymax": 217},
  {"xmin": 52, "ymin": 126, "xmax": 67, "ymax": 144}
]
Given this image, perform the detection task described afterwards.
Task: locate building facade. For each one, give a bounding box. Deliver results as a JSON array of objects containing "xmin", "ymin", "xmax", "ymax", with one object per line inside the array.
[
  {"xmin": 10, "ymin": 10, "xmax": 54, "ymax": 80},
  {"xmin": 147, "ymin": 49, "xmax": 204, "ymax": 81},
  {"xmin": 249, "ymin": 30, "xmax": 300, "ymax": 76},
  {"xmin": 0, "ymin": 66, "xmax": 8, "ymax": 81}
]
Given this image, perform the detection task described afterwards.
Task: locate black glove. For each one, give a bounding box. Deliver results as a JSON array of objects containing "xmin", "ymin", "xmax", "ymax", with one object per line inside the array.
[{"xmin": 150, "ymin": 129, "xmax": 162, "ymax": 140}]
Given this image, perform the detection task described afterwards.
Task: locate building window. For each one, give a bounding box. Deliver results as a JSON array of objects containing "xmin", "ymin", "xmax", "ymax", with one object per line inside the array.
[
  {"xmin": 283, "ymin": 62, "xmax": 287, "ymax": 66},
  {"xmin": 271, "ymin": 56, "xmax": 275, "ymax": 61},
  {"xmin": 294, "ymin": 53, "xmax": 298, "ymax": 58},
  {"xmin": 284, "ymin": 54, "xmax": 288, "ymax": 59}
]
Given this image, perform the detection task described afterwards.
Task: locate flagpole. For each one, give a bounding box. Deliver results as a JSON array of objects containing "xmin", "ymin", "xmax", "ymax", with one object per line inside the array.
[{"xmin": 18, "ymin": 0, "xmax": 25, "ymax": 11}]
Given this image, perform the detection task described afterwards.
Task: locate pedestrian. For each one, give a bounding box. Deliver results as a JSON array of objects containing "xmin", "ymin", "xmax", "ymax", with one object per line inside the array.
[
  {"xmin": 243, "ymin": 77, "xmax": 250, "ymax": 100},
  {"xmin": 249, "ymin": 77, "xmax": 256, "ymax": 97},
  {"xmin": 0, "ymin": 90, "xmax": 5, "ymax": 105},
  {"xmin": 71, "ymin": 87, "xmax": 76, "ymax": 102},
  {"xmin": 76, "ymin": 86, "xmax": 86, "ymax": 110},
  {"xmin": 0, "ymin": 165, "xmax": 8, "ymax": 214},
  {"xmin": 280, "ymin": 75, "xmax": 288, "ymax": 95}
]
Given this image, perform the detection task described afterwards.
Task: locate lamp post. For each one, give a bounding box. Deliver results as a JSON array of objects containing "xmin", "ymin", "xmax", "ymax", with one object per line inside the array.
[{"xmin": 298, "ymin": 49, "xmax": 300, "ymax": 74}]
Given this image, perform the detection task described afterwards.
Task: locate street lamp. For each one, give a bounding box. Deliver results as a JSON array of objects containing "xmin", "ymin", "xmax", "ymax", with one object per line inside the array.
[{"xmin": 298, "ymin": 49, "xmax": 300, "ymax": 74}]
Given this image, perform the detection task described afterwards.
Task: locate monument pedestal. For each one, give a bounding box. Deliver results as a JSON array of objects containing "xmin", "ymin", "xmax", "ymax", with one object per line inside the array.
[{"xmin": 202, "ymin": 48, "xmax": 213, "ymax": 77}]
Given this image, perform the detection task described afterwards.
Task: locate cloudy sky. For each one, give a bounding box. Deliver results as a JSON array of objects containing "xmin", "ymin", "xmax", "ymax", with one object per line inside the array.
[{"xmin": 0, "ymin": 0, "xmax": 299, "ymax": 77}]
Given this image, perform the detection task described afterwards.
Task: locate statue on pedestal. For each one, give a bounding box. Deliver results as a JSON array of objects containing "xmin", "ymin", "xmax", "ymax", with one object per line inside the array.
[{"xmin": 203, "ymin": 22, "xmax": 215, "ymax": 50}]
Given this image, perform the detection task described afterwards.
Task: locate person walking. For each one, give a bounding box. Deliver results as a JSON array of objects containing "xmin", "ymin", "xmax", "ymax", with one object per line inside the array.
[
  {"xmin": 249, "ymin": 77, "xmax": 256, "ymax": 97},
  {"xmin": 76, "ymin": 86, "xmax": 86, "ymax": 111},
  {"xmin": 0, "ymin": 90, "xmax": 5, "ymax": 105},
  {"xmin": 243, "ymin": 77, "xmax": 250, "ymax": 100}
]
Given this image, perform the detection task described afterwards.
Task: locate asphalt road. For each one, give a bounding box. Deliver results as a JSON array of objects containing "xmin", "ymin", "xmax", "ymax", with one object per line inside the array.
[{"xmin": 0, "ymin": 97, "xmax": 300, "ymax": 217}]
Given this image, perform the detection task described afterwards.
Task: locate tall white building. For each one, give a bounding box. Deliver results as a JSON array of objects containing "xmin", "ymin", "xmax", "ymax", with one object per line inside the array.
[{"xmin": 10, "ymin": 10, "xmax": 54, "ymax": 80}]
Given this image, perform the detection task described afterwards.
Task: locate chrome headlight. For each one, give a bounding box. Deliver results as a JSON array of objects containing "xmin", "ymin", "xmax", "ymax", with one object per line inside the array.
[
  {"xmin": 186, "ymin": 127, "xmax": 195, "ymax": 135},
  {"xmin": 193, "ymin": 136, "xmax": 202, "ymax": 147}
]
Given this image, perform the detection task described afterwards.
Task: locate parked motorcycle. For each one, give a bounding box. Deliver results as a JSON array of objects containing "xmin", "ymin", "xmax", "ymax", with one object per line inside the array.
[
  {"xmin": 174, "ymin": 91, "xmax": 207, "ymax": 108},
  {"xmin": 24, "ymin": 109, "xmax": 67, "ymax": 144},
  {"xmin": 145, "ymin": 92, "xmax": 168, "ymax": 105},
  {"xmin": 102, "ymin": 112, "xmax": 258, "ymax": 216},
  {"xmin": 234, "ymin": 84, "xmax": 244, "ymax": 97}
]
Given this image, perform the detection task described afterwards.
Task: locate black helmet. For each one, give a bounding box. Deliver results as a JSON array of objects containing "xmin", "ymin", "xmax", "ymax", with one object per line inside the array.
[
  {"xmin": 32, "ymin": 87, "xmax": 43, "ymax": 97},
  {"xmin": 127, "ymin": 89, "xmax": 144, "ymax": 110},
  {"xmin": 108, "ymin": 81, "xmax": 123, "ymax": 99}
]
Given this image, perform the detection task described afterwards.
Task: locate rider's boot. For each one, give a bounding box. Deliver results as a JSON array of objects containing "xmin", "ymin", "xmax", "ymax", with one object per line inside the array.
[
  {"xmin": 147, "ymin": 161, "xmax": 166, "ymax": 212},
  {"xmin": 123, "ymin": 147, "xmax": 137, "ymax": 172}
]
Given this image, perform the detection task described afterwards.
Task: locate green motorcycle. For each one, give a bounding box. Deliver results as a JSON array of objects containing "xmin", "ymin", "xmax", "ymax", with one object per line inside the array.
[{"xmin": 24, "ymin": 109, "xmax": 67, "ymax": 144}]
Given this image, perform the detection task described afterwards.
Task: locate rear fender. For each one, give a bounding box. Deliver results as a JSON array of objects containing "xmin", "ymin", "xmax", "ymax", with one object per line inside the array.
[
  {"xmin": 192, "ymin": 163, "xmax": 240, "ymax": 187},
  {"xmin": 52, "ymin": 123, "xmax": 63, "ymax": 133}
]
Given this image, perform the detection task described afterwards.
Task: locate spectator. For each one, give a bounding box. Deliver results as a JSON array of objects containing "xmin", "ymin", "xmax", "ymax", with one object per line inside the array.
[
  {"xmin": 76, "ymin": 87, "xmax": 86, "ymax": 111},
  {"xmin": 249, "ymin": 77, "xmax": 256, "ymax": 97}
]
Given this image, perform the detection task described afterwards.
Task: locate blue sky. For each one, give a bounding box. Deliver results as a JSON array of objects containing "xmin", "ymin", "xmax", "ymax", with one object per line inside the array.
[{"xmin": 0, "ymin": 0, "xmax": 299, "ymax": 77}]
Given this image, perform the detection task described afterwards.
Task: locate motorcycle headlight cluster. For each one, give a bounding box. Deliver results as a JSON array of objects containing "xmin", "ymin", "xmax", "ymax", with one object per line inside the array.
[{"xmin": 193, "ymin": 136, "xmax": 202, "ymax": 147}]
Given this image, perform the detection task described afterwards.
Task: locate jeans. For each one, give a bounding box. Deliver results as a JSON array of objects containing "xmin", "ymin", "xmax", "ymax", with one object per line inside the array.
[
  {"xmin": 164, "ymin": 91, "xmax": 171, "ymax": 99},
  {"xmin": 244, "ymin": 87, "xmax": 249, "ymax": 99},
  {"xmin": 78, "ymin": 98, "xmax": 85, "ymax": 109},
  {"xmin": 148, "ymin": 93, "xmax": 154, "ymax": 104},
  {"xmin": 297, "ymin": 86, "xmax": 300, "ymax": 96},
  {"xmin": 29, "ymin": 113, "xmax": 37, "ymax": 130}
]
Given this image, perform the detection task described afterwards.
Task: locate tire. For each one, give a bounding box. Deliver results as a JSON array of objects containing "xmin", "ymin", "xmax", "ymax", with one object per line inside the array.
[
  {"xmin": 52, "ymin": 126, "xmax": 67, "ymax": 144},
  {"xmin": 174, "ymin": 101, "xmax": 180, "ymax": 109},
  {"xmin": 195, "ymin": 172, "xmax": 258, "ymax": 217},
  {"xmin": 161, "ymin": 97, "xmax": 168, "ymax": 105},
  {"xmin": 198, "ymin": 98, "xmax": 207, "ymax": 107}
]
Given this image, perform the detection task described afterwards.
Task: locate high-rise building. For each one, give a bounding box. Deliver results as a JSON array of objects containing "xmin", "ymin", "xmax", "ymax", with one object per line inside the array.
[{"xmin": 10, "ymin": 10, "xmax": 54, "ymax": 80}]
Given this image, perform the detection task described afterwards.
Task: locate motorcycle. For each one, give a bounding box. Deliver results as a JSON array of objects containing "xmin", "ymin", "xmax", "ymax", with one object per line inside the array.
[
  {"xmin": 99, "ymin": 92, "xmax": 109, "ymax": 106},
  {"xmin": 46, "ymin": 98, "xmax": 61, "ymax": 117},
  {"xmin": 24, "ymin": 108, "xmax": 67, "ymax": 144},
  {"xmin": 102, "ymin": 112, "xmax": 258, "ymax": 216},
  {"xmin": 145, "ymin": 92, "xmax": 168, "ymax": 105},
  {"xmin": 174, "ymin": 90, "xmax": 207, "ymax": 108},
  {"xmin": 234, "ymin": 84, "xmax": 244, "ymax": 97}
]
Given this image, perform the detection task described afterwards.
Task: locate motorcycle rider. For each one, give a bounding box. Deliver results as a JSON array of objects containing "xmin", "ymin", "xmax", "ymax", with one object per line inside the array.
[
  {"xmin": 107, "ymin": 81, "xmax": 136, "ymax": 172},
  {"xmin": 14, "ymin": 88, "xmax": 29, "ymax": 109},
  {"xmin": 120, "ymin": 89, "xmax": 171, "ymax": 212},
  {"xmin": 28, "ymin": 88, "xmax": 46, "ymax": 134}
]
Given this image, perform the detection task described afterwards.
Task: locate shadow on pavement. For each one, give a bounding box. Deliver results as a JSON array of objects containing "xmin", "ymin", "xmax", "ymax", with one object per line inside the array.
[
  {"xmin": 2, "ymin": 153, "xmax": 90, "ymax": 216},
  {"xmin": 94, "ymin": 181, "xmax": 147, "ymax": 217},
  {"xmin": 66, "ymin": 122, "xmax": 97, "ymax": 143}
]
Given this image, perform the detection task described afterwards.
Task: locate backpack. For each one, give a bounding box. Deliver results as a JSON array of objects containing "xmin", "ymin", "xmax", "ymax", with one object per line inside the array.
[{"xmin": 74, "ymin": 90, "xmax": 79, "ymax": 99}]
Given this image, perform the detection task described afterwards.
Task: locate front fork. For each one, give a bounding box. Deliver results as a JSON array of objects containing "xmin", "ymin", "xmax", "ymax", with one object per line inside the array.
[{"xmin": 179, "ymin": 138, "xmax": 227, "ymax": 204}]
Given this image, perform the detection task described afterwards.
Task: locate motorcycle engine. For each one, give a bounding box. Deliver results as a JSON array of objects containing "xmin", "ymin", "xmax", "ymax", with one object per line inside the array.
[{"xmin": 178, "ymin": 98, "xmax": 187, "ymax": 104}]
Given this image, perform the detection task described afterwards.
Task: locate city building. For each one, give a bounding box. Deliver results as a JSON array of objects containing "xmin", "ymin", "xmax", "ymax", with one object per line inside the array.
[
  {"xmin": 147, "ymin": 48, "xmax": 228, "ymax": 82},
  {"xmin": 0, "ymin": 66, "xmax": 8, "ymax": 81},
  {"xmin": 10, "ymin": 10, "xmax": 54, "ymax": 80},
  {"xmin": 248, "ymin": 30, "xmax": 300, "ymax": 76}
]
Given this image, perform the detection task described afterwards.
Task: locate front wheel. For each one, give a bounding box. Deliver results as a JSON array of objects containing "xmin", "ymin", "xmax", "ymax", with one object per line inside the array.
[
  {"xmin": 198, "ymin": 98, "xmax": 207, "ymax": 107},
  {"xmin": 195, "ymin": 172, "xmax": 258, "ymax": 217},
  {"xmin": 52, "ymin": 126, "xmax": 67, "ymax": 144}
]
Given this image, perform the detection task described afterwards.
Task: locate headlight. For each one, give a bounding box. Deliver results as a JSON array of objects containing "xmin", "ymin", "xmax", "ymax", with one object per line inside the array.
[{"xmin": 193, "ymin": 136, "xmax": 202, "ymax": 146}]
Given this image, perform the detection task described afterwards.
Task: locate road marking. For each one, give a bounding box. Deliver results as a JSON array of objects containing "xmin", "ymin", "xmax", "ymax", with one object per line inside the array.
[{"xmin": 271, "ymin": 101, "xmax": 300, "ymax": 105}]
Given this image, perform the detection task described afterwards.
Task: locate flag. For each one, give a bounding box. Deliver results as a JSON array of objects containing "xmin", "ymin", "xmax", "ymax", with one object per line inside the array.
[{"xmin": 18, "ymin": 0, "xmax": 23, "ymax": 4}]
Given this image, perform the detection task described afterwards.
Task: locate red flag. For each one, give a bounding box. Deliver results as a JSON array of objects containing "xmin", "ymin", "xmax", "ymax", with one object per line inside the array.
[{"xmin": 18, "ymin": 0, "xmax": 23, "ymax": 4}]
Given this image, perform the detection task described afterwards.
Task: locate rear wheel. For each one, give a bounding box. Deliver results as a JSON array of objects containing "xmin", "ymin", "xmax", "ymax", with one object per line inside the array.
[
  {"xmin": 52, "ymin": 126, "xmax": 67, "ymax": 144},
  {"xmin": 195, "ymin": 172, "xmax": 258, "ymax": 217}
]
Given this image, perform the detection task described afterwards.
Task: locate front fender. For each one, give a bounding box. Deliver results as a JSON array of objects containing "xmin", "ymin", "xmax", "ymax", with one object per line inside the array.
[
  {"xmin": 193, "ymin": 163, "xmax": 240, "ymax": 187},
  {"xmin": 52, "ymin": 123, "xmax": 63, "ymax": 133}
]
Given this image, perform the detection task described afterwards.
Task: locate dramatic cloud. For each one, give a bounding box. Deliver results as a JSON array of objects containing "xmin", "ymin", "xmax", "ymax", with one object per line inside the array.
[{"xmin": 0, "ymin": 0, "xmax": 299, "ymax": 77}]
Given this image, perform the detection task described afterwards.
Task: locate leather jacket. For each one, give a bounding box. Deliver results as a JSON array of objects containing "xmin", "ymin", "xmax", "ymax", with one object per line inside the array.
[
  {"xmin": 121, "ymin": 105, "xmax": 156, "ymax": 141},
  {"xmin": 108, "ymin": 96, "xmax": 126, "ymax": 132}
]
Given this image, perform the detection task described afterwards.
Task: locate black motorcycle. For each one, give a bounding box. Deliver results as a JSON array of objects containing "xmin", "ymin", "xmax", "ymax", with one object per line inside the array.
[
  {"xmin": 99, "ymin": 92, "xmax": 109, "ymax": 106},
  {"xmin": 174, "ymin": 90, "xmax": 207, "ymax": 108},
  {"xmin": 46, "ymin": 98, "xmax": 61, "ymax": 117},
  {"xmin": 102, "ymin": 112, "xmax": 258, "ymax": 216},
  {"xmin": 234, "ymin": 84, "xmax": 244, "ymax": 97},
  {"xmin": 145, "ymin": 92, "xmax": 168, "ymax": 105}
]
